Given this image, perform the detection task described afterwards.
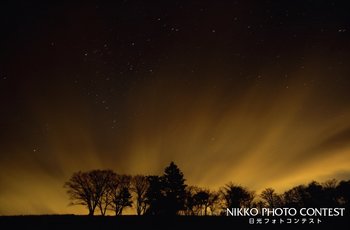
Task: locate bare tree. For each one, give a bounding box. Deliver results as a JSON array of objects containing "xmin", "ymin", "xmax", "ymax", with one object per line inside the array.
[
  {"xmin": 193, "ymin": 189, "xmax": 210, "ymax": 216},
  {"xmin": 184, "ymin": 186, "xmax": 221, "ymax": 216},
  {"xmin": 251, "ymin": 200, "xmax": 266, "ymax": 213},
  {"xmin": 208, "ymin": 191, "xmax": 221, "ymax": 215},
  {"xmin": 184, "ymin": 186, "xmax": 200, "ymax": 215},
  {"xmin": 260, "ymin": 188, "xmax": 282, "ymax": 208},
  {"xmin": 283, "ymin": 185, "xmax": 308, "ymax": 208},
  {"xmin": 64, "ymin": 170, "xmax": 114, "ymax": 216},
  {"xmin": 323, "ymin": 179, "xmax": 338, "ymax": 189},
  {"xmin": 97, "ymin": 171, "xmax": 117, "ymax": 216},
  {"xmin": 110, "ymin": 174, "xmax": 133, "ymax": 215},
  {"xmin": 131, "ymin": 175, "xmax": 149, "ymax": 215},
  {"xmin": 221, "ymin": 183, "xmax": 255, "ymax": 208}
]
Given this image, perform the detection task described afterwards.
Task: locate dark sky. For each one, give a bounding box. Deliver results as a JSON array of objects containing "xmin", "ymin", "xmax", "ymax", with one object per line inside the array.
[{"xmin": 1, "ymin": 0, "xmax": 350, "ymax": 215}]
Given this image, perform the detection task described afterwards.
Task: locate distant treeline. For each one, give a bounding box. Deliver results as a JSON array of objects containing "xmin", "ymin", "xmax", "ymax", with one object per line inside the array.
[{"xmin": 64, "ymin": 162, "xmax": 350, "ymax": 216}]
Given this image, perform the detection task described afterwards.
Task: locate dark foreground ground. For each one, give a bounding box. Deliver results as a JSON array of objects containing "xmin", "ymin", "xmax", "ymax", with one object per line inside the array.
[{"xmin": 0, "ymin": 215, "xmax": 349, "ymax": 230}]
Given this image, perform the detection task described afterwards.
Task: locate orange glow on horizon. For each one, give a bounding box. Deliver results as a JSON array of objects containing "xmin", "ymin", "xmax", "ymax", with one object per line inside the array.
[{"xmin": 1, "ymin": 70, "xmax": 350, "ymax": 215}]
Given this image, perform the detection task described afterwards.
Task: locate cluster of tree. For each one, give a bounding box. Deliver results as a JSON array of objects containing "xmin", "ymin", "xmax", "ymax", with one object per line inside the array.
[
  {"xmin": 64, "ymin": 170, "xmax": 134, "ymax": 216},
  {"xmin": 64, "ymin": 162, "xmax": 185, "ymax": 216},
  {"xmin": 259, "ymin": 179, "xmax": 350, "ymax": 209},
  {"xmin": 64, "ymin": 162, "xmax": 350, "ymax": 216}
]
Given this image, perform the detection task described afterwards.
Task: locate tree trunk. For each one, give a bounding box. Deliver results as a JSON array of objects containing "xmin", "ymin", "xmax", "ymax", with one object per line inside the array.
[
  {"xmin": 88, "ymin": 208, "xmax": 94, "ymax": 216},
  {"xmin": 137, "ymin": 206, "xmax": 141, "ymax": 215},
  {"xmin": 101, "ymin": 207, "xmax": 106, "ymax": 216},
  {"xmin": 98, "ymin": 204, "xmax": 105, "ymax": 216},
  {"xmin": 137, "ymin": 200, "xmax": 142, "ymax": 215}
]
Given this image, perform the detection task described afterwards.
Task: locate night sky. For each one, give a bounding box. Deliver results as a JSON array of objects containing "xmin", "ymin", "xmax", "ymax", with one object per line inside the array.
[{"xmin": 1, "ymin": 1, "xmax": 350, "ymax": 215}]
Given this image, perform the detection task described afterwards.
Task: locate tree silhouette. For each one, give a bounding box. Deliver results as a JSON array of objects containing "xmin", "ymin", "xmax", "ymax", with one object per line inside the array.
[
  {"xmin": 64, "ymin": 170, "xmax": 114, "ymax": 216},
  {"xmin": 131, "ymin": 175, "xmax": 149, "ymax": 215},
  {"xmin": 162, "ymin": 162, "xmax": 187, "ymax": 215},
  {"xmin": 183, "ymin": 186, "xmax": 220, "ymax": 216},
  {"xmin": 97, "ymin": 171, "xmax": 117, "ymax": 216},
  {"xmin": 144, "ymin": 162, "xmax": 187, "ymax": 216},
  {"xmin": 337, "ymin": 179, "xmax": 350, "ymax": 208},
  {"xmin": 183, "ymin": 186, "xmax": 200, "ymax": 215},
  {"xmin": 207, "ymin": 191, "xmax": 221, "ymax": 215},
  {"xmin": 184, "ymin": 186, "xmax": 207, "ymax": 216},
  {"xmin": 144, "ymin": 175, "xmax": 165, "ymax": 215},
  {"xmin": 322, "ymin": 179, "xmax": 339, "ymax": 207},
  {"xmin": 282, "ymin": 181, "xmax": 340, "ymax": 208},
  {"xmin": 64, "ymin": 165, "xmax": 350, "ymax": 216},
  {"xmin": 260, "ymin": 188, "xmax": 282, "ymax": 208},
  {"xmin": 222, "ymin": 183, "xmax": 255, "ymax": 208},
  {"xmin": 193, "ymin": 190, "xmax": 210, "ymax": 215},
  {"xmin": 110, "ymin": 174, "xmax": 133, "ymax": 215},
  {"xmin": 112, "ymin": 187, "xmax": 132, "ymax": 215},
  {"xmin": 305, "ymin": 181, "xmax": 328, "ymax": 207},
  {"xmin": 283, "ymin": 185, "xmax": 308, "ymax": 208}
]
